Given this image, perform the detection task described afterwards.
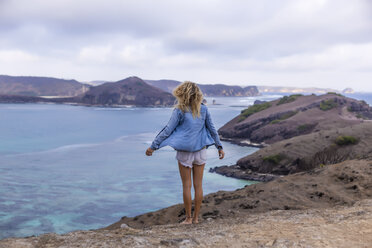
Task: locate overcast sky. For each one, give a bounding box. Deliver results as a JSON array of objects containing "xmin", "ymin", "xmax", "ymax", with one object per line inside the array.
[{"xmin": 0, "ymin": 0, "xmax": 371, "ymax": 91}]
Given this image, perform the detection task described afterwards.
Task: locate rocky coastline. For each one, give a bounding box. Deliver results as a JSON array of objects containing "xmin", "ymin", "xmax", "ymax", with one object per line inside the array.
[
  {"xmin": 209, "ymin": 165, "xmax": 279, "ymax": 182},
  {"xmin": 1, "ymin": 159, "xmax": 371, "ymax": 247},
  {"xmin": 213, "ymin": 93, "xmax": 372, "ymax": 182}
]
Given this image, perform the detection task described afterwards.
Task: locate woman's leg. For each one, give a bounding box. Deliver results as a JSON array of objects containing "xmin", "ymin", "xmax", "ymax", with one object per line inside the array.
[
  {"xmin": 192, "ymin": 163, "xmax": 205, "ymax": 223},
  {"xmin": 178, "ymin": 162, "xmax": 192, "ymax": 224}
]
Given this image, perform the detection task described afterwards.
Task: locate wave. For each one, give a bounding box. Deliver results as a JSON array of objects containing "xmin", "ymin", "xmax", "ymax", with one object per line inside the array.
[{"xmin": 4, "ymin": 142, "xmax": 102, "ymax": 157}]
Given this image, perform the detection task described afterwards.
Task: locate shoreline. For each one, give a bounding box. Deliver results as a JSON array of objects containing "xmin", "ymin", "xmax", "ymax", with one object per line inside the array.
[
  {"xmin": 209, "ymin": 164, "xmax": 280, "ymax": 182},
  {"xmin": 216, "ymin": 137, "xmax": 276, "ymax": 182},
  {"xmin": 0, "ymin": 101, "xmax": 174, "ymax": 108},
  {"xmin": 220, "ymin": 136, "xmax": 267, "ymax": 148}
]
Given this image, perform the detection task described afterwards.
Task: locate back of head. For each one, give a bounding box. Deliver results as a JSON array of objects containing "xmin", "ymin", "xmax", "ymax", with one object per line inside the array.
[{"xmin": 173, "ymin": 81, "xmax": 203, "ymax": 118}]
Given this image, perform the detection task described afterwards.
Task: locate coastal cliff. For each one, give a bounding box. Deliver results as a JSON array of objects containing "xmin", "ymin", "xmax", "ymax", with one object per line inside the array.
[{"xmin": 1, "ymin": 160, "xmax": 371, "ymax": 247}]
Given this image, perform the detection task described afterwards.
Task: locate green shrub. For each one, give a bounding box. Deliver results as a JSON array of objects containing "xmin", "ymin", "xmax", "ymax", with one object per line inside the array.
[
  {"xmin": 270, "ymin": 111, "xmax": 298, "ymax": 124},
  {"xmin": 335, "ymin": 136, "xmax": 359, "ymax": 146},
  {"xmin": 347, "ymin": 106, "xmax": 353, "ymax": 112},
  {"xmin": 320, "ymin": 99, "xmax": 338, "ymax": 111},
  {"xmin": 270, "ymin": 119, "xmax": 281, "ymax": 124},
  {"xmin": 327, "ymin": 92, "xmax": 343, "ymax": 97},
  {"xmin": 263, "ymin": 154, "xmax": 284, "ymax": 164},
  {"xmin": 239, "ymin": 102, "xmax": 272, "ymax": 122},
  {"xmin": 277, "ymin": 94, "xmax": 303, "ymax": 105},
  {"xmin": 297, "ymin": 124, "xmax": 312, "ymax": 132}
]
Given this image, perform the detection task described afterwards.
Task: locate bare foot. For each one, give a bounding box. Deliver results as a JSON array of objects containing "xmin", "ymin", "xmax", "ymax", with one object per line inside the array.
[
  {"xmin": 192, "ymin": 218, "xmax": 199, "ymax": 224},
  {"xmin": 180, "ymin": 217, "xmax": 193, "ymax": 225}
]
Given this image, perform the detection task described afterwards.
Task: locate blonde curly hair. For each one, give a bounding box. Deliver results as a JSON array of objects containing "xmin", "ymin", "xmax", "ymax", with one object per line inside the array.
[{"xmin": 173, "ymin": 81, "xmax": 203, "ymax": 118}]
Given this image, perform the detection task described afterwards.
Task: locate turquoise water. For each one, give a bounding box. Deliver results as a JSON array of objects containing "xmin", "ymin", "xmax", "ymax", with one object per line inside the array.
[{"xmin": 0, "ymin": 95, "xmax": 279, "ymax": 239}]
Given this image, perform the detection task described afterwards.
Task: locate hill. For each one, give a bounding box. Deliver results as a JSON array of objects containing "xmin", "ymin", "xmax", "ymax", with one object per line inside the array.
[
  {"xmin": 77, "ymin": 77, "xmax": 175, "ymax": 106},
  {"xmin": 145, "ymin": 79, "xmax": 260, "ymax": 97},
  {"xmin": 218, "ymin": 93, "xmax": 372, "ymax": 146},
  {"xmin": 0, "ymin": 75, "xmax": 89, "ymax": 97}
]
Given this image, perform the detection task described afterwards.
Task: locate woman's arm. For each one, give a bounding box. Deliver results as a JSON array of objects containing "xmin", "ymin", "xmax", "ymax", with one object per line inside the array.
[{"xmin": 149, "ymin": 108, "xmax": 182, "ymax": 151}]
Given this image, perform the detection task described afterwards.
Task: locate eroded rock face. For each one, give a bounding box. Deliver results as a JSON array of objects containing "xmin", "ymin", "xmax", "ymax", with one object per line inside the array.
[
  {"xmin": 218, "ymin": 94, "xmax": 372, "ymax": 145},
  {"xmin": 219, "ymin": 122, "xmax": 372, "ymax": 178}
]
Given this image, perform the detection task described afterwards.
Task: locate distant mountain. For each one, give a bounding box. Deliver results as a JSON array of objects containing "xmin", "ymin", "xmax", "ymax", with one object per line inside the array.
[
  {"xmin": 77, "ymin": 76, "xmax": 175, "ymax": 106},
  {"xmin": 197, "ymin": 84, "xmax": 259, "ymax": 97},
  {"xmin": 258, "ymin": 86, "xmax": 340, "ymax": 95},
  {"xmin": 342, "ymin": 88, "xmax": 355, "ymax": 94},
  {"xmin": 145, "ymin": 79, "xmax": 259, "ymax": 97},
  {"xmin": 0, "ymin": 75, "xmax": 90, "ymax": 97}
]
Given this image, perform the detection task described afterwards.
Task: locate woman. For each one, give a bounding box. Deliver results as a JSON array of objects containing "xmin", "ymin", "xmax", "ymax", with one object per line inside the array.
[{"xmin": 145, "ymin": 81, "xmax": 225, "ymax": 224}]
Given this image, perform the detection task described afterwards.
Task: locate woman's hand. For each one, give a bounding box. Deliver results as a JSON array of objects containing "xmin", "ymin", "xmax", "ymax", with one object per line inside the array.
[
  {"xmin": 146, "ymin": 147, "xmax": 154, "ymax": 156},
  {"xmin": 218, "ymin": 149, "xmax": 225, "ymax": 159}
]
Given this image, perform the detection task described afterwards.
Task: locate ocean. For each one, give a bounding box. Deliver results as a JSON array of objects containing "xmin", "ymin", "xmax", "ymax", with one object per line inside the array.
[{"xmin": 0, "ymin": 95, "xmax": 280, "ymax": 239}]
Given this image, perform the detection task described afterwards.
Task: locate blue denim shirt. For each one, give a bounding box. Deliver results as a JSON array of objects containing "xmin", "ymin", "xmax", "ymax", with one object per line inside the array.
[{"xmin": 150, "ymin": 104, "xmax": 223, "ymax": 152}]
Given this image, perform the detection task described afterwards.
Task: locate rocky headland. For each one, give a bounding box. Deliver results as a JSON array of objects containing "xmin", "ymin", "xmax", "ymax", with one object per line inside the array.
[
  {"xmin": 74, "ymin": 76, "xmax": 175, "ymax": 107},
  {"xmin": 219, "ymin": 93, "xmax": 372, "ymax": 146},
  {"xmin": 215, "ymin": 93, "xmax": 372, "ymax": 181}
]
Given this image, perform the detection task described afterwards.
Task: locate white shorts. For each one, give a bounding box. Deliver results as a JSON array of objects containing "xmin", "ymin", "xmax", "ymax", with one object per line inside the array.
[{"xmin": 176, "ymin": 148, "xmax": 207, "ymax": 168}]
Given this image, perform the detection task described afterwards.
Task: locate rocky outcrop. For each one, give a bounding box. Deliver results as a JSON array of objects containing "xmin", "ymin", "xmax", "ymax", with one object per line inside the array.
[
  {"xmin": 1, "ymin": 160, "xmax": 371, "ymax": 247},
  {"xmin": 215, "ymin": 122, "xmax": 372, "ymax": 180},
  {"xmin": 218, "ymin": 93, "xmax": 372, "ymax": 145},
  {"xmin": 0, "ymin": 75, "xmax": 89, "ymax": 97}
]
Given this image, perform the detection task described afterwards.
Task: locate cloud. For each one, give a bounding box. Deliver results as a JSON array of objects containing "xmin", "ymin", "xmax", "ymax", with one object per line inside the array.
[
  {"xmin": 0, "ymin": 0, "xmax": 372, "ymax": 91},
  {"xmin": 0, "ymin": 49, "xmax": 39, "ymax": 62}
]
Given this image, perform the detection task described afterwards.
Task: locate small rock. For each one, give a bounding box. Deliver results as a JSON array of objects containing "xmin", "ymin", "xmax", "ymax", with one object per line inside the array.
[{"xmin": 120, "ymin": 223, "xmax": 129, "ymax": 228}]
